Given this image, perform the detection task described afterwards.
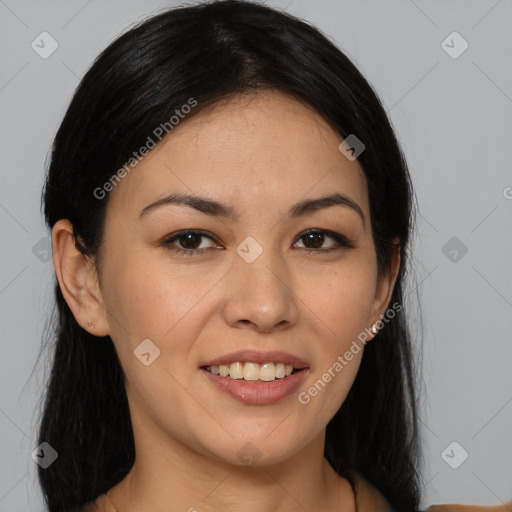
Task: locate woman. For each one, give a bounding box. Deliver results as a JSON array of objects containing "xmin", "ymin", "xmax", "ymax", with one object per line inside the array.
[{"xmin": 37, "ymin": 1, "xmax": 511, "ymax": 511}]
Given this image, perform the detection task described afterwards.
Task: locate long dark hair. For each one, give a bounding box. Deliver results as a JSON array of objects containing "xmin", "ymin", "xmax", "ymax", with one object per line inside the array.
[{"xmin": 36, "ymin": 1, "xmax": 423, "ymax": 510}]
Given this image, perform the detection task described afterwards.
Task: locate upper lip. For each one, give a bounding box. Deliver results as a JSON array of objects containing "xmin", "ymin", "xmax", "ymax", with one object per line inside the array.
[{"xmin": 200, "ymin": 350, "xmax": 309, "ymax": 369}]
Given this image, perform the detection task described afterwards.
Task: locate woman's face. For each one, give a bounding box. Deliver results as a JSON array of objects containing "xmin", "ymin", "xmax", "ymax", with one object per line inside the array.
[{"xmin": 95, "ymin": 91, "xmax": 398, "ymax": 467}]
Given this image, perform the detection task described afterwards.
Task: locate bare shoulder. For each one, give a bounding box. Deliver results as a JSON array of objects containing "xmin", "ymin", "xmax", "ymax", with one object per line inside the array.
[
  {"xmin": 347, "ymin": 471, "xmax": 395, "ymax": 511},
  {"xmin": 346, "ymin": 471, "xmax": 512, "ymax": 512}
]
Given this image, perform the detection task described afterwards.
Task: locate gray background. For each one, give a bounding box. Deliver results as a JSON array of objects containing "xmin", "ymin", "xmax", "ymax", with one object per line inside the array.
[{"xmin": 1, "ymin": 0, "xmax": 511, "ymax": 510}]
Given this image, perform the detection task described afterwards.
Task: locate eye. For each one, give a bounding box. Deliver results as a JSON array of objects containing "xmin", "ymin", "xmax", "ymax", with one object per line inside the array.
[
  {"xmin": 160, "ymin": 230, "xmax": 220, "ymax": 256},
  {"xmin": 160, "ymin": 229, "xmax": 355, "ymax": 257},
  {"xmin": 294, "ymin": 229, "xmax": 355, "ymax": 254}
]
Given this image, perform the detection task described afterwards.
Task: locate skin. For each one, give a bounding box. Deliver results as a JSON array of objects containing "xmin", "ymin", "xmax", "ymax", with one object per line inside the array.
[{"xmin": 52, "ymin": 90, "xmax": 400, "ymax": 512}]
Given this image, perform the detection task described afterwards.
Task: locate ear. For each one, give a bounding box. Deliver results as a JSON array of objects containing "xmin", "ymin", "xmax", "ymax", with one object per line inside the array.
[
  {"xmin": 368, "ymin": 236, "xmax": 400, "ymax": 340},
  {"xmin": 51, "ymin": 219, "xmax": 110, "ymax": 336}
]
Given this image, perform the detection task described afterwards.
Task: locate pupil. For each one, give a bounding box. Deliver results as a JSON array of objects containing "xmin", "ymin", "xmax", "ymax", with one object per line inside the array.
[
  {"xmin": 181, "ymin": 233, "xmax": 201, "ymax": 249},
  {"xmin": 305, "ymin": 232, "xmax": 323, "ymax": 249}
]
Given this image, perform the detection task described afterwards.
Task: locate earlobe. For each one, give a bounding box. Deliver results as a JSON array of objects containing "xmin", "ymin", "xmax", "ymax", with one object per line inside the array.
[
  {"xmin": 51, "ymin": 219, "xmax": 110, "ymax": 337},
  {"xmin": 369, "ymin": 237, "xmax": 401, "ymax": 340}
]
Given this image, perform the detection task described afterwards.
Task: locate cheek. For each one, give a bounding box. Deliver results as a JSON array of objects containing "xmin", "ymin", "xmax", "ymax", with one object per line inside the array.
[
  {"xmin": 100, "ymin": 247, "xmax": 229, "ymax": 386},
  {"xmin": 101, "ymin": 249, "xmax": 204, "ymax": 337},
  {"xmin": 299, "ymin": 260, "xmax": 375, "ymax": 406},
  {"xmin": 100, "ymin": 256, "xmax": 208, "ymax": 422},
  {"xmin": 307, "ymin": 261, "xmax": 377, "ymax": 341}
]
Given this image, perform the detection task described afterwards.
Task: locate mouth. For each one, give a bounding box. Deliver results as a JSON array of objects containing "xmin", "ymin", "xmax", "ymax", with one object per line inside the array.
[
  {"xmin": 199, "ymin": 350, "xmax": 309, "ymax": 382},
  {"xmin": 201, "ymin": 362, "xmax": 302, "ymax": 382},
  {"xmin": 199, "ymin": 350, "xmax": 309, "ymax": 404}
]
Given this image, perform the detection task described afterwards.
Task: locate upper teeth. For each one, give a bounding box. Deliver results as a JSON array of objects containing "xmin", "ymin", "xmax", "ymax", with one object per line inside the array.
[{"xmin": 206, "ymin": 362, "xmax": 295, "ymax": 381}]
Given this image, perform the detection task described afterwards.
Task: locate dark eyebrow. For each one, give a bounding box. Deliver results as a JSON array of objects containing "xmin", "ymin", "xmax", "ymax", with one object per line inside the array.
[{"xmin": 139, "ymin": 192, "xmax": 365, "ymax": 227}]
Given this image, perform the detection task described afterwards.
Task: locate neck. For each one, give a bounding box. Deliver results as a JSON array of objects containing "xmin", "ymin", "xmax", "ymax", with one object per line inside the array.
[{"xmin": 106, "ymin": 421, "xmax": 354, "ymax": 512}]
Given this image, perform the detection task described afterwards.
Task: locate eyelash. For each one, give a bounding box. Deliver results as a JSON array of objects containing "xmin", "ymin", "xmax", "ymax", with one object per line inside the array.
[{"xmin": 160, "ymin": 229, "xmax": 355, "ymax": 257}]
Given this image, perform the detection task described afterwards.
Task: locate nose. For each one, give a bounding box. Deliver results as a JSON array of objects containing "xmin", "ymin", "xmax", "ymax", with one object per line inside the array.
[{"xmin": 222, "ymin": 245, "xmax": 299, "ymax": 333}]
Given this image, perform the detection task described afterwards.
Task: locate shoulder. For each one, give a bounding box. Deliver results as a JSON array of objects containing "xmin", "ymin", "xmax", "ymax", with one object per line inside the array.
[
  {"xmin": 78, "ymin": 484, "xmax": 512, "ymax": 512},
  {"xmin": 348, "ymin": 471, "xmax": 512, "ymax": 512},
  {"xmin": 347, "ymin": 470, "xmax": 396, "ymax": 511},
  {"xmin": 425, "ymin": 502, "xmax": 512, "ymax": 512}
]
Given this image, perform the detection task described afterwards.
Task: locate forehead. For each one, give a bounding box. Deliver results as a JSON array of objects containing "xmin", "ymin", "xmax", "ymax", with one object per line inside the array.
[{"xmin": 106, "ymin": 90, "xmax": 369, "ymax": 222}]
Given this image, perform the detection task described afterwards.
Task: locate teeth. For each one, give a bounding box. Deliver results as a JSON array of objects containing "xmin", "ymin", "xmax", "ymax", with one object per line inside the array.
[
  {"xmin": 243, "ymin": 362, "xmax": 260, "ymax": 381},
  {"xmin": 229, "ymin": 362, "xmax": 244, "ymax": 379},
  {"xmin": 275, "ymin": 363, "xmax": 286, "ymax": 378},
  {"xmin": 205, "ymin": 361, "xmax": 299, "ymax": 381},
  {"xmin": 260, "ymin": 362, "xmax": 276, "ymax": 381}
]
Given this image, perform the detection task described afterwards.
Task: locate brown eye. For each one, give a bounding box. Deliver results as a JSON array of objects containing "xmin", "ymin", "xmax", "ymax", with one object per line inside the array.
[
  {"xmin": 160, "ymin": 228, "xmax": 354, "ymax": 257},
  {"xmin": 173, "ymin": 232, "xmax": 207, "ymax": 250},
  {"xmin": 160, "ymin": 230, "xmax": 219, "ymax": 256},
  {"xmin": 294, "ymin": 229, "xmax": 355, "ymax": 253}
]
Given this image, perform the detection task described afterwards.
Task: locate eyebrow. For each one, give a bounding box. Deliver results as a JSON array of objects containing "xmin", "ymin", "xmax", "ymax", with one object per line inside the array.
[{"xmin": 138, "ymin": 192, "xmax": 365, "ymax": 227}]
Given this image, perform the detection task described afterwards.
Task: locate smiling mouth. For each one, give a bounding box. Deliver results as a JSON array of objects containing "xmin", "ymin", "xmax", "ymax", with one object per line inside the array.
[{"xmin": 201, "ymin": 361, "xmax": 301, "ymax": 382}]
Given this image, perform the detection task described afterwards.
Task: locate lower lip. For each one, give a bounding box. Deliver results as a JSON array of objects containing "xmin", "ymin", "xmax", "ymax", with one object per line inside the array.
[{"xmin": 200, "ymin": 368, "xmax": 308, "ymax": 405}]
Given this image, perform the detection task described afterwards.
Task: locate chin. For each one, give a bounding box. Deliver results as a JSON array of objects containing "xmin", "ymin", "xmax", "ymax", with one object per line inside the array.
[{"xmin": 200, "ymin": 429, "xmax": 314, "ymax": 469}]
